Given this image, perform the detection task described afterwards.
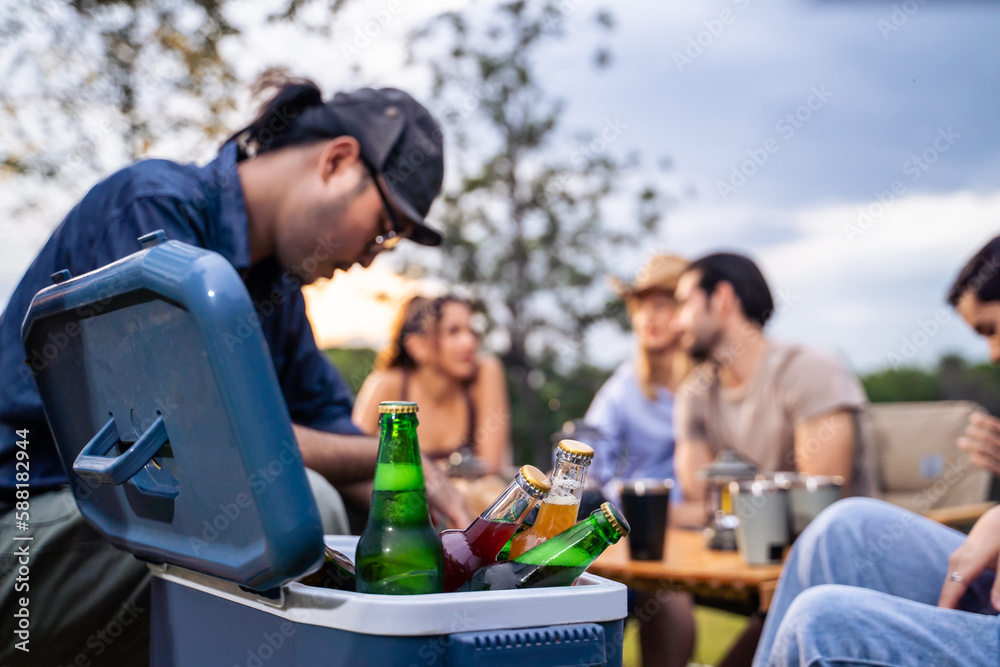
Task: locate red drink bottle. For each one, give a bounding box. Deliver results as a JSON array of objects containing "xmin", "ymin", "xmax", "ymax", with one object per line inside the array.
[{"xmin": 440, "ymin": 465, "xmax": 550, "ymax": 592}]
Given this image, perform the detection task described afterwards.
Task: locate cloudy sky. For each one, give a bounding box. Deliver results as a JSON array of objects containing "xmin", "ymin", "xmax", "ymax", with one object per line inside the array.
[{"xmin": 3, "ymin": 0, "xmax": 999, "ymax": 374}]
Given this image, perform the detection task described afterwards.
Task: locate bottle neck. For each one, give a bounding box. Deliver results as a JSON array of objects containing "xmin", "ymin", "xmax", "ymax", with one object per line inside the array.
[
  {"xmin": 547, "ymin": 455, "xmax": 590, "ymax": 502},
  {"xmin": 377, "ymin": 413, "xmax": 420, "ymax": 462},
  {"xmin": 513, "ymin": 510, "xmax": 622, "ymax": 567},
  {"xmin": 472, "ymin": 479, "xmax": 539, "ymax": 529},
  {"xmin": 373, "ymin": 413, "xmax": 424, "ymax": 492}
]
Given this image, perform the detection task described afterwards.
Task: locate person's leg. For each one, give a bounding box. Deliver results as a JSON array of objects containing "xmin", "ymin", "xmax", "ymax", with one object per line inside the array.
[
  {"xmin": 305, "ymin": 468, "xmax": 350, "ymax": 535},
  {"xmin": 766, "ymin": 584, "xmax": 1000, "ymax": 667},
  {"xmin": 632, "ymin": 588, "xmax": 695, "ymax": 667},
  {"xmin": 0, "ymin": 488, "xmax": 151, "ymax": 666},
  {"xmin": 755, "ymin": 497, "xmax": 992, "ymax": 666}
]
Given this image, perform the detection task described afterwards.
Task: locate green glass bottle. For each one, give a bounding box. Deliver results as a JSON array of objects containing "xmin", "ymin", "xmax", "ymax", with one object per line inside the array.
[
  {"xmin": 458, "ymin": 502, "xmax": 630, "ymax": 592},
  {"xmin": 356, "ymin": 402, "xmax": 445, "ymax": 595},
  {"xmin": 300, "ymin": 545, "xmax": 356, "ymax": 591}
]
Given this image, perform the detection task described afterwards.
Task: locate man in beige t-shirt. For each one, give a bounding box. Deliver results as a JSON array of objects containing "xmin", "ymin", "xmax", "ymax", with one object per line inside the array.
[{"xmin": 673, "ymin": 252, "xmax": 878, "ymax": 499}]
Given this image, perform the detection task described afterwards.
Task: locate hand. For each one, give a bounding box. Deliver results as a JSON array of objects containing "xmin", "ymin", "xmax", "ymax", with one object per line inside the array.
[
  {"xmin": 958, "ymin": 412, "xmax": 1000, "ymax": 476},
  {"xmin": 938, "ymin": 505, "xmax": 1000, "ymax": 611},
  {"xmin": 422, "ymin": 455, "xmax": 473, "ymax": 529}
]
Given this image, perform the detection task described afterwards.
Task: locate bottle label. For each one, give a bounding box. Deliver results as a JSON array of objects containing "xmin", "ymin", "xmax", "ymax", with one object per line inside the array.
[{"xmin": 373, "ymin": 462, "xmax": 426, "ymax": 492}]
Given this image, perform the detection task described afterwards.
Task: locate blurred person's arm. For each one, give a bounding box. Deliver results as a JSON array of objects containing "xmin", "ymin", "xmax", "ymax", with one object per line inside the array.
[
  {"xmin": 294, "ymin": 424, "xmax": 378, "ymax": 483},
  {"xmin": 673, "ymin": 381, "xmax": 713, "ymax": 503},
  {"xmin": 674, "ymin": 438, "xmax": 713, "ymax": 503},
  {"xmin": 672, "ymin": 439, "xmax": 711, "ymax": 527},
  {"xmin": 782, "ymin": 347, "xmax": 867, "ymax": 488},
  {"xmin": 471, "ymin": 355, "xmax": 510, "ymax": 475},
  {"xmin": 793, "ymin": 410, "xmax": 856, "ymax": 482},
  {"xmin": 293, "ymin": 423, "xmax": 471, "ymax": 527},
  {"xmin": 958, "ymin": 412, "xmax": 1000, "ymax": 476}
]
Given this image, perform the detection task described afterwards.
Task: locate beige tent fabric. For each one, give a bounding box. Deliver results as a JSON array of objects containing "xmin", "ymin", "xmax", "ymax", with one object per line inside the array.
[{"xmin": 868, "ymin": 401, "xmax": 993, "ymax": 513}]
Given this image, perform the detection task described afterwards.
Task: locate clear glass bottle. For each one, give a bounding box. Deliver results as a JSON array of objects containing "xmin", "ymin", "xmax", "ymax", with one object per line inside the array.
[{"xmin": 508, "ymin": 439, "xmax": 594, "ymax": 559}]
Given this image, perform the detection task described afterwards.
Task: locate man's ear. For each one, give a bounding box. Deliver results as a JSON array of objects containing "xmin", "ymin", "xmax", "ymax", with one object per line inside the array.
[
  {"xmin": 318, "ymin": 136, "xmax": 363, "ymax": 184},
  {"xmin": 712, "ymin": 281, "xmax": 738, "ymax": 318}
]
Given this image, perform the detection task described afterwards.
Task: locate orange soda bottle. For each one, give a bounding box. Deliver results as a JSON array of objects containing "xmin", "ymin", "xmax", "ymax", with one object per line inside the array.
[{"xmin": 508, "ymin": 439, "xmax": 594, "ymax": 559}]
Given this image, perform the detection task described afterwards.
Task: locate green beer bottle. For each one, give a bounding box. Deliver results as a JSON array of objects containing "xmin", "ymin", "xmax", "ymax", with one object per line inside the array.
[
  {"xmin": 356, "ymin": 402, "xmax": 445, "ymax": 595},
  {"xmin": 300, "ymin": 545, "xmax": 356, "ymax": 591},
  {"xmin": 459, "ymin": 502, "xmax": 630, "ymax": 592}
]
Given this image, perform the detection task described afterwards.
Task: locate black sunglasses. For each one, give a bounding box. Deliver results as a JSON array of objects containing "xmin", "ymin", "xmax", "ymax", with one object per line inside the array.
[{"xmin": 365, "ymin": 163, "xmax": 411, "ymax": 250}]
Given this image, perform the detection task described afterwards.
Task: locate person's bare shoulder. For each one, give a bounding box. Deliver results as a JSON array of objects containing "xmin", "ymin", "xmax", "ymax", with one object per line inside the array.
[
  {"xmin": 473, "ymin": 354, "xmax": 505, "ymax": 386},
  {"xmin": 362, "ymin": 367, "xmax": 406, "ymax": 399},
  {"xmin": 353, "ymin": 367, "xmax": 407, "ymax": 430},
  {"xmin": 468, "ymin": 355, "xmax": 506, "ymax": 402}
]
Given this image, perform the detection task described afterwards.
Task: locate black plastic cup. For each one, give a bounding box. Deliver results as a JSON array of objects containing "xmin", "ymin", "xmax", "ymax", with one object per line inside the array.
[{"xmin": 617, "ymin": 479, "xmax": 673, "ymax": 561}]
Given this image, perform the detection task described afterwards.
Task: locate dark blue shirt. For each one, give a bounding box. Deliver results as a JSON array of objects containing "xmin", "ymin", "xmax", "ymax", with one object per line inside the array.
[{"xmin": 0, "ymin": 143, "xmax": 360, "ymax": 499}]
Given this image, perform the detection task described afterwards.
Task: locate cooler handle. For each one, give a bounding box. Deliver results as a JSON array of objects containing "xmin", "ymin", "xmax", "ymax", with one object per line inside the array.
[
  {"xmin": 447, "ymin": 622, "xmax": 607, "ymax": 666},
  {"xmin": 73, "ymin": 415, "xmax": 169, "ymax": 486}
]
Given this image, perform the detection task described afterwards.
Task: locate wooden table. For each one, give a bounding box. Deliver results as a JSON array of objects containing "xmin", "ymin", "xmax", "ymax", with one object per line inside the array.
[{"xmin": 589, "ymin": 528, "xmax": 784, "ymax": 614}]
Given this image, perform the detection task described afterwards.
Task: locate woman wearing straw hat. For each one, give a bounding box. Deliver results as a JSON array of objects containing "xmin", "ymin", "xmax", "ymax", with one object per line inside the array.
[{"xmin": 582, "ymin": 253, "xmax": 696, "ymax": 667}]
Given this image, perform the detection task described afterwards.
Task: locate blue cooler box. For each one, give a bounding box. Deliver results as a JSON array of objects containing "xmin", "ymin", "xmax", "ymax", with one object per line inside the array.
[{"xmin": 23, "ymin": 232, "xmax": 627, "ymax": 667}]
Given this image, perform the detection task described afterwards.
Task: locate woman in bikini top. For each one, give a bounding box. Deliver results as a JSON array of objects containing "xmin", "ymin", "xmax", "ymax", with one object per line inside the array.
[{"xmin": 353, "ymin": 295, "xmax": 510, "ymax": 476}]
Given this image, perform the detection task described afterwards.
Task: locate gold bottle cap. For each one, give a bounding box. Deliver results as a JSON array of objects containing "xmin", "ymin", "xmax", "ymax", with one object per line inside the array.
[
  {"xmin": 600, "ymin": 502, "xmax": 630, "ymax": 537},
  {"xmin": 556, "ymin": 439, "xmax": 594, "ymax": 462},
  {"xmin": 518, "ymin": 465, "xmax": 551, "ymax": 496},
  {"xmin": 378, "ymin": 401, "xmax": 419, "ymax": 414}
]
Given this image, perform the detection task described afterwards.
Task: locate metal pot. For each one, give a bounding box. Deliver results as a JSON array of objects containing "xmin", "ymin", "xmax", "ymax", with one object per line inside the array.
[{"xmin": 698, "ymin": 450, "xmax": 759, "ymax": 550}]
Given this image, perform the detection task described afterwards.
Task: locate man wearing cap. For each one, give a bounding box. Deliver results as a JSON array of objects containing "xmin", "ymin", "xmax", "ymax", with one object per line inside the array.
[
  {"xmin": 581, "ymin": 253, "xmax": 696, "ymax": 667},
  {"xmin": 0, "ymin": 76, "xmax": 469, "ymax": 666}
]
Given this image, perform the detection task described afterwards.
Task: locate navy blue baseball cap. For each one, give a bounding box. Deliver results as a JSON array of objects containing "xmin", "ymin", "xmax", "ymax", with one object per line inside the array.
[{"xmin": 325, "ymin": 88, "xmax": 445, "ymax": 246}]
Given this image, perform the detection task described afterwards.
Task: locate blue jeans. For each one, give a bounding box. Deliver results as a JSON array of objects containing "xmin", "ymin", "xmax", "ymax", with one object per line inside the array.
[{"xmin": 754, "ymin": 498, "xmax": 1000, "ymax": 667}]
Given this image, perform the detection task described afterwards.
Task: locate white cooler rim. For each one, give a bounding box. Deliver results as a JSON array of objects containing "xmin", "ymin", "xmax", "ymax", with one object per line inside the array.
[{"xmin": 149, "ymin": 535, "xmax": 628, "ymax": 637}]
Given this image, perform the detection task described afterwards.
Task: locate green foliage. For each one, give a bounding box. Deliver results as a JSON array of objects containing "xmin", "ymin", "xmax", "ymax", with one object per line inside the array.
[
  {"xmin": 861, "ymin": 368, "xmax": 940, "ymax": 403},
  {"xmin": 1, "ymin": 0, "xmax": 242, "ymax": 186},
  {"xmin": 0, "ymin": 0, "xmax": 353, "ymax": 199},
  {"xmin": 406, "ymin": 0, "xmax": 670, "ymax": 465},
  {"xmin": 325, "ymin": 347, "xmax": 377, "ymax": 397},
  {"xmin": 861, "ymin": 354, "xmax": 1000, "ymax": 415},
  {"xmin": 509, "ymin": 356, "xmax": 613, "ymax": 464}
]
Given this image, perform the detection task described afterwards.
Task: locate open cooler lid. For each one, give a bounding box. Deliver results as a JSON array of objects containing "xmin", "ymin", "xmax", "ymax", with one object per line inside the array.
[{"xmin": 21, "ymin": 231, "xmax": 323, "ymax": 593}]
